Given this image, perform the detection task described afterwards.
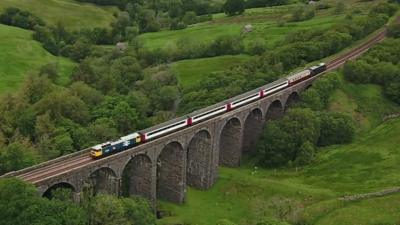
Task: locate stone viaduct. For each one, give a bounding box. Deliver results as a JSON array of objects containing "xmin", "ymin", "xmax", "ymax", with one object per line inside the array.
[{"xmin": 8, "ymin": 77, "xmax": 315, "ymax": 203}]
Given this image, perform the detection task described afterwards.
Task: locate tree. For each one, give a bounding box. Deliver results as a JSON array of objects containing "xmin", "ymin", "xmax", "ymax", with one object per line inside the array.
[
  {"xmin": 385, "ymin": 82, "xmax": 400, "ymax": 104},
  {"xmin": 223, "ymin": 0, "xmax": 245, "ymax": 16},
  {"xmin": 343, "ymin": 60, "xmax": 373, "ymax": 83},
  {"xmin": 34, "ymin": 90, "xmax": 89, "ymax": 124},
  {"xmin": 388, "ymin": 23, "xmax": 400, "ymax": 38},
  {"xmin": 182, "ymin": 11, "xmax": 197, "ymax": 25},
  {"xmin": 294, "ymin": 141, "xmax": 315, "ymax": 166},
  {"xmin": 0, "ymin": 140, "xmax": 39, "ymax": 174},
  {"xmin": 0, "ymin": 178, "xmax": 86, "ymax": 225},
  {"xmin": 257, "ymin": 108, "xmax": 320, "ymax": 167},
  {"xmin": 39, "ymin": 63, "xmax": 59, "ymax": 82},
  {"xmin": 121, "ymin": 197, "xmax": 156, "ymax": 225},
  {"xmin": 89, "ymin": 195, "xmax": 156, "ymax": 225},
  {"xmin": 334, "ymin": 1, "xmax": 346, "ymax": 15}
]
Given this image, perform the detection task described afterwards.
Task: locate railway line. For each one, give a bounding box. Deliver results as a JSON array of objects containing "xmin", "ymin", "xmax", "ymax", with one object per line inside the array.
[{"xmin": 1, "ymin": 24, "xmax": 390, "ymax": 186}]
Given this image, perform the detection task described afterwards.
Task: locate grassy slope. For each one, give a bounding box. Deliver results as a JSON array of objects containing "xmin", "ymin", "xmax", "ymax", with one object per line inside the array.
[
  {"xmin": 170, "ymin": 55, "xmax": 251, "ymax": 89},
  {"xmin": 0, "ymin": 24, "xmax": 75, "ymax": 93},
  {"xmin": 158, "ymin": 77, "xmax": 400, "ymax": 225},
  {"xmin": 0, "ymin": 0, "xmax": 118, "ymax": 30},
  {"xmin": 138, "ymin": 9, "xmax": 342, "ymax": 51}
]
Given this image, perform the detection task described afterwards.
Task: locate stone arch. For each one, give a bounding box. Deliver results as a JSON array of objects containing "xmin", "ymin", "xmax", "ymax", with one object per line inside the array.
[
  {"xmin": 121, "ymin": 154, "xmax": 152, "ymax": 199},
  {"xmin": 87, "ymin": 167, "xmax": 118, "ymax": 195},
  {"xmin": 285, "ymin": 92, "xmax": 300, "ymax": 111},
  {"xmin": 242, "ymin": 108, "xmax": 264, "ymax": 154},
  {"xmin": 187, "ymin": 129, "xmax": 212, "ymax": 190},
  {"xmin": 265, "ymin": 100, "xmax": 284, "ymax": 121},
  {"xmin": 219, "ymin": 117, "xmax": 242, "ymax": 167},
  {"xmin": 42, "ymin": 182, "xmax": 76, "ymax": 200},
  {"xmin": 157, "ymin": 141, "xmax": 185, "ymax": 203}
]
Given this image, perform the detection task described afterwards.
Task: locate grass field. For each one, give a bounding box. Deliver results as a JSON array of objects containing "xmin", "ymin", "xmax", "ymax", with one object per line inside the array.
[
  {"xmin": 158, "ymin": 77, "xmax": 400, "ymax": 225},
  {"xmin": 0, "ymin": 24, "xmax": 76, "ymax": 93},
  {"xmin": 138, "ymin": 13, "xmax": 343, "ymax": 51},
  {"xmin": 0, "ymin": 0, "xmax": 118, "ymax": 30},
  {"xmin": 170, "ymin": 55, "xmax": 251, "ymax": 89}
]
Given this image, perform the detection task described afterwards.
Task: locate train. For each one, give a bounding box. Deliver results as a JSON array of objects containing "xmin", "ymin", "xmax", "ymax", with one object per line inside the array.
[{"xmin": 90, "ymin": 63, "xmax": 327, "ymax": 159}]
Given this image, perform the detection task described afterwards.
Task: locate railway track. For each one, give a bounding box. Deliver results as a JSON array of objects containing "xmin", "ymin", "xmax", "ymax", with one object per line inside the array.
[{"xmin": 1, "ymin": 25, "xmax": 390, "ymax": 185}]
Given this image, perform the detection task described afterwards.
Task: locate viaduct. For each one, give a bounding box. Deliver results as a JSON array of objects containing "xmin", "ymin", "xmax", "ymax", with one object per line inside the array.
[{"xmin": 1, "ymin": 28, "xmax": 387, "ymax": 204}]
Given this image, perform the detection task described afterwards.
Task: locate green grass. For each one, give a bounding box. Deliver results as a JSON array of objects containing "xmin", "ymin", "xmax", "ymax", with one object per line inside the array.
[
  {"xmin": 158, "ymin": 75, "xmax": 400, "ymax": 225},
  {"xmin": 159, "ymin": 117, "xmax": 400, "ymax": 225},
  {"xmin": 170, "ymin": 55, "xmax": 251, "ymax": 89},
  {"xmin": 0, "ymin": 0, "xmax": 118, "ymax": 30},
  {"xmin": 138, "ymin": 14, "xmax": 343, "ymax": 51},
  {"xmin": 328, "ymin": 75, "xmax": 400, "ymax": 134},
  {"xmin": 0, "ymin": 24, "xmax": 76, "ymax": 93}
]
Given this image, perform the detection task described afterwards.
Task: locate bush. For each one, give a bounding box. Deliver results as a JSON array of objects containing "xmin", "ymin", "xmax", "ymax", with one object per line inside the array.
[
  {"xmin": 388, "ymin": 23, "xmax": 400, "ymax": 38},
  {"xmin": 343, "ymin": 60, "xmax": 373, "ymax": 83},
  {"xmin": 0, "ymin": 7, "xmax": 45, "ymax": 30},
  {"xmin": 223, "ymin": 0, "xmax": 245, "ymax": 16},
  {"xmin": 257, "ymin": 108, "xmax": 320, "ymax": 167},
  {"xmin": 318, "ymin": 112, "xmax": 355, "ymax": 146}
]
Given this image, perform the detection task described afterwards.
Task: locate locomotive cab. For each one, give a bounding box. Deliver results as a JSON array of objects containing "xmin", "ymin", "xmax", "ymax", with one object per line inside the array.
[
  {"xmin": 90, "ymin": 144, "xmax": 103, "ymax": 158},
  {"xmin": 90, "ymin": 142, "xmax": 111, "ymax": 159}
]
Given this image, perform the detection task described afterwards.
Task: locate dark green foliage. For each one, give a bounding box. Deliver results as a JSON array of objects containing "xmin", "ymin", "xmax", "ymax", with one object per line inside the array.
[
  {"xmin": 258, "ymin": 108, "xmax": 321, "ymax": 167},
  {"xmin": 0, "ymin": 141, "xmax": 39, "ymax": 174},
  {"xmin": 300, "ymin": 72, "xmax": 340, "ymax": 110},
  {"xmin": 0, "ymin": 179, "xmax": 155, "ymax": 225},
  {"xmin": 0, "ymin": 178, "xmax": 86, "ymax": 225},
  {"xmin": 388, "ymin": 23, "xmax": 400, "ymax": 38},
  {"xmin": 245, "ymin": 0, "xmax": 288, "ymax": 8},
  {"xmin": 344, "ymin": 39, "xmax": 400, "ymax": 104},
  {"xmin": 223, "ymin": 0, "xmax": 245, "ymax": 16},
  {"xmin": 89, "ymin": 195, "xmax": 156, "ymax": 225},
  {"xmin": 318, "ymin": 112, "xmax": 355, "ymax": 146},
  {"xmin": 370, "ymin": 2, "xmax": 398, "ymax": 17},
  {"xmin": 0, "ymin": 7, "xmax": 45, "ymax": 30},
  {"xmin": 343, "ymin": 60, "xmax": 373, "ymax": 83}
]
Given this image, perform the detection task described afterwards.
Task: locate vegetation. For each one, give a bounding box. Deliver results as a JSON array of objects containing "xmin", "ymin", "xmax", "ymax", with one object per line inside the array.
[
  {"xmin": 179, "ymin": 3, "xmax": 395, "ymax": 113},
  {"xmin": 343, "ymin": 38, "xmax": 400, "ymax": 104},
  {"xmin": 0, "ymin": 7, "xmax": 44, "ymax": 30},
  {"xmin": 0, "ymin": 178, "xmax": 155, "ymax": 225},
  {"xmin": 0, "ymin": 0, "xmax": 117, "ymax": 30},
  {"xmin": 158, "ymin": 67, "xmax": 400, "ymax": 225},
  {"xmin": 223, "ymin": 0, "xmax": 246, "ymax": 16},
  {"xmin": 0, "ymin": 24, "xmax": 75, "ymax": 94},
  {"xmin": 0, "ymin": 0, "xmax": 399, "ymax": 225}
]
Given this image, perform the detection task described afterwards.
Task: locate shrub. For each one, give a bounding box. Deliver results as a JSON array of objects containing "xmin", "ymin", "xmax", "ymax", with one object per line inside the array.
[{"xmin": 0, "ymin": 7, "xmax": 45, "ymax": 30}]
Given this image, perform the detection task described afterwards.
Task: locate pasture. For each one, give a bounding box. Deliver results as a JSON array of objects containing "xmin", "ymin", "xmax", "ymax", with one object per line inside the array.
[
  {"xmin": 0, "ymin": 0, "xmax": 118, "ymax": 30},
  {"xmin": 0, "ymin": 24, "xmax": 75, "ymax": 94}
]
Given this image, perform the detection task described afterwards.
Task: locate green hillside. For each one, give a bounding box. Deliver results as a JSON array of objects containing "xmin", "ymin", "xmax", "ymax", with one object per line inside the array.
[
  {"xmin": 171, "ymin": 55, "xmax": 251, "ymax": 89},
  {"xmin": 0, "ymin": 0, "xmax": 118, "ymax": 30},
  {"xmin": 138, "ymin": 9, "xmax": 343, "ymax": 51},
  {"xmin": 0, "ymin": 24, "xmax": 75, "ymax": 93},
  {"xmin": 158, "ymin": 77, "xmax": 400, "ymax": 225}
]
